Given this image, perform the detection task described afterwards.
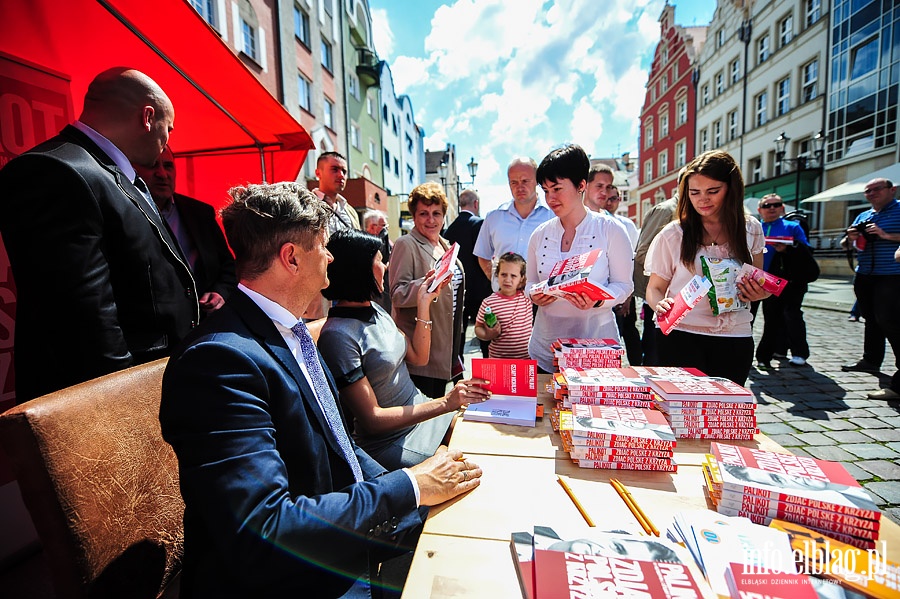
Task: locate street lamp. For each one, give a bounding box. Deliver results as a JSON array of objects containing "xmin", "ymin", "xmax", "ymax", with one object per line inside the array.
[
  {"xmin": 467, "ymin": 156, "xmax": 478, "ymax": 187},
  {"xmin": 773, "ymin": 130, "xmax": 826, "ymax": 206},
  {"xmin": 438, "ymin": 160, "xmax": 448, "ymax": 191}
]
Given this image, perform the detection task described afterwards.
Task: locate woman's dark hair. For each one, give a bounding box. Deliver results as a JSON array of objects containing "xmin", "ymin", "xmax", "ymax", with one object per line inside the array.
[
  {"xmin": 323, "ymin": 229, "xmax": 384, "ymax": 302},
  {"xmin": 676, "ymin": 150, "xmax": 751, "ymax": 267},
  {"xmin": 536, "ymin": 144, "xmax": 590, "ymax": 188}
]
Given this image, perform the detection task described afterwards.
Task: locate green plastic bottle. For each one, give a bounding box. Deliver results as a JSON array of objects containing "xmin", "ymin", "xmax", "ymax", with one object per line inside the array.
[{"xmin": 484, "ymin": 306, "xmax": 497, "ymax": 328}]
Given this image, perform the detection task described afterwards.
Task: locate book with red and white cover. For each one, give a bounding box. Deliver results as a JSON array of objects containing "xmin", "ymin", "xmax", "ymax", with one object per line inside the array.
[
  {"xmin": 646, "ymin": 376, "xmax": 754, "ymax": 403},
  {"xmin": 764, "ymin": 235, "xmax": 796, "ymax": 245},
  {"xmin": 672, "ymin": 428, "xmax": 758, "ymax": 440},
  {"xmin": 530, "ymin": 248, "xmax": 616, "ymax": 302},
  {"xmin": 427, "ymin": 242, "xmax": 460, "ymax": 292},
  {"xmin": 717, "ymin": 494, "xmax": 881, "ymax": 532},
  {"xmin": 553, "ymin": 338, "xmax": 624, "ymax": 355},
  {"xmin": 657, "ymin": 274, "xmax": 713, "ymax": 335},
  {"xmin": 770, "ymin": 519, "xmax": 900, "ymax": 598},
  {"xmin": 463, "ymin": 358, "xmax": 538, "ymax": 427},
  {"xmin": 711, "ymin": 444, "xmax": 881, "ymax": 521},
  {"xmin": 739, "ymin": 262, "xmax": 789, "ymax": 296},
  {"xmin": 569, "ymin": 404, "xmax": 676, "ymax": 445},
  {"xmin": 661, "ymin": 404, "xmax": 756, "ymax": 415},
  {"xmin": 568, "ymin": 445, "xmax": 673, "ymax": 461},
  {"xmin": 576, "ymin": 458, "xmax": 678, "ymax": 472},
  {"xmin": 717, "ymin": 504, "xmax": 879, "ymax": 543},
  {"xmin": 509, "ymin": 531, "xmax": 534, "ymax": 599}
]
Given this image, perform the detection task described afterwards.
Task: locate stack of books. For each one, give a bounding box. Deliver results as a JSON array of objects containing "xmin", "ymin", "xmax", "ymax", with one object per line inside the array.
[
  {"xmin": 644, "ymin": 375, "xmax": 758, "ymax": 440},
  {"xmin": 551, "ymin": 338, "xmax": 623, "ymax": 370},
  {"xmin": 511, "ymin": 525, "xmax": 706, "ymax": 599},
  {"xmin": 553, "ymin": 366, "xmax": 705, "ymax": 410},
  {"xmin": 559, "ymin": 403, "xmax": 677, "ymax": 471},
  {"xmin": 705, "ymin": 443, "xmax": 882, "ymax": 549}
]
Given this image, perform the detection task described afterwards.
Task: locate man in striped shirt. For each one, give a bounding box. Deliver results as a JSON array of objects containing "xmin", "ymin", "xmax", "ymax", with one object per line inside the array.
[{"xmin": 841, "ymin": 178, "xmax": 900, "ymax": 400}]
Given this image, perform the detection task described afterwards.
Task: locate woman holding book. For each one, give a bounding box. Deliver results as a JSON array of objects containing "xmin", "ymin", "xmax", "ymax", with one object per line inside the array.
[
  {"xmin": 319, "ymin": 229, "xmax": 490, "ymax": 470},
  {"xmin": 645, "ymin": 150, "xmax": 769, "ymax": 385},
  {"xmin": 390, "ymin": 181, "xmax": 466, "ymax": 397},
  {"xmin": 527, "ymin": 144, "xmax": 635, "ymax": 373}
]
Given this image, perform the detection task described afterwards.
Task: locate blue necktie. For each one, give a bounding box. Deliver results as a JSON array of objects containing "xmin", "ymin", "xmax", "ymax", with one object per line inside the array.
[{"xmin": 291, "ymin": 320, "xmax": 364, "ymax": 482}]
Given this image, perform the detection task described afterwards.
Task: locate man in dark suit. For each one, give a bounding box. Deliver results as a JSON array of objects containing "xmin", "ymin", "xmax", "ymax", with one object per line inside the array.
[
  {"xmin": 444, "ymin": 189, "xmax": 492, "ymax": 357},
  {"xmin": 159, "ymin": 181, "xmax": 482, "ymax": 598},
  {"xmin": 134, "ymin": 145, "xmax": 236, "ymax": 314},
  {"xmin": 0, "ymin": 67, "xmax": 198, "ymax": 402}
]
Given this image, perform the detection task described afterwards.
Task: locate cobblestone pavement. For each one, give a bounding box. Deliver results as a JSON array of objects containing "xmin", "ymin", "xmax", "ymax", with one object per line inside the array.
[{"xmin": 747, "ymin": 305, "xmax": 900, "ymax": 526}]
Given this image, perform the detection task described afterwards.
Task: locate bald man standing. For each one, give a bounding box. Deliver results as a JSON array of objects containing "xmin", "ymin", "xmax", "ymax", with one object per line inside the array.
[{"xmin": 0, "ymin": 67, "xmax": 198, "ymax": 402}]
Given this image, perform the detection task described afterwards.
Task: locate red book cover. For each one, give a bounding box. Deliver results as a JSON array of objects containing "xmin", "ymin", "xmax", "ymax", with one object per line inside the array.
[
  {"xmin": 717, "ymin": 494, "xmax": 880, "ymax": 531},
  {"xmin": 657, "ymin": 274, "xmax": 712, "ymax": 335},
  {"xmin": 568, "ymin": 446, "xmax": 673, "ymax": 460},
  {"xmin": 717, "ymin": 504, "xmax": 879, "ymax": 541},
  {"xmin": 711, "ymin": 443, "xmax": 862, "ymax": 488},
  {"xmin": 645, "ymin": 375, "xmax": 754, "ymax": 403},
  {"xmin": 667, "ymin": 415, "xmax": 757, "ymax": 426},
  {"xmin": 509, "ymin": 531, "xmax": 534, "ymax": 599},
  {"xmin": 570, "ymin": 404, "xmax": 676, "ymax": 445},
  {"xmin": 554, "ymin": 338, "xmax": 624, "ymax": 354},
  {"xmin": 672, "ymin": 429, "xmax": 757, "ymax": 440},
  {"xmin": 660, "ymin": 404, "xmax": 756, "ymax": 415},
  {"xmin": 464, "ymin": 358, "xmax": 539, "ymax": 427},
  {"xmin": 575, "ymin": 459, "xmax": 677, "ymax": 472},
  {"xmin": 427, "ymin": 242, "xmax": 460, "ymax": 292},
  {"xmin": 564, "ymin": 397, "xmax": 655, "ymax": 410},
  {"xmin": 532, "ymin": 248, "xmax": 616, "ymax": 302}
]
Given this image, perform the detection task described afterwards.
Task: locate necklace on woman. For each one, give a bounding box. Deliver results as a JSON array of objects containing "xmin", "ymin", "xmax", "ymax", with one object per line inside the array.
[{"xmin": 704, "ymin": 225, "xmax": 723, "ymax": 246}]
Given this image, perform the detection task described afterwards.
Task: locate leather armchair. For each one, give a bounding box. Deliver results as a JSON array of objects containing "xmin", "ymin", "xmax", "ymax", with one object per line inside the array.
[{"xmin": 0, "ymin": 358, "xmax": 182, "ymax": 599}]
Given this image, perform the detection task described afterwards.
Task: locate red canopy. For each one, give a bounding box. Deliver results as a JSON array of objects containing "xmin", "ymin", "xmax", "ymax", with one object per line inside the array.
[{"xmin": 0, "ymin": 0, "xmax": 315, "ymax": 207}]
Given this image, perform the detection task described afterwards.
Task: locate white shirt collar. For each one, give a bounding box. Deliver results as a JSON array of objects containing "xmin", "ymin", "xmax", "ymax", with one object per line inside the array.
[
  {"xmin": 238, "ymin": 283, "xmax": 301, "ymax": 330},
  {"xmin": 72, "ymin": 120, "xmax": 137, "ymax": 182}
]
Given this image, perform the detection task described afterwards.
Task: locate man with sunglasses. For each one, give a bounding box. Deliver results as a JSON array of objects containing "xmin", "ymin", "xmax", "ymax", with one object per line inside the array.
[
  {"xmin": 841, "ymin": 179, "xmax": 900, "ymax": 401},
  {"xmin": 755, "ymin": 194, "xmax": 813, "ymax": 369}
]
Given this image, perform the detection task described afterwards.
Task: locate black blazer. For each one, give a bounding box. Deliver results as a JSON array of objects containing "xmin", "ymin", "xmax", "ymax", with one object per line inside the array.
[
  {"xmin": 171, "ymin": 193, "xmax": 237, "ymax": 300},
  {"xmin": 0, "ymin": 125, "xmax": 199, "ymax": 401},
  {"xmin": 445, "ymin": 211, "xmax": 492, "ymax": 316},
  {"xmin": 160, "ymin": 290, "xmax": 423, "ymax": 598}
]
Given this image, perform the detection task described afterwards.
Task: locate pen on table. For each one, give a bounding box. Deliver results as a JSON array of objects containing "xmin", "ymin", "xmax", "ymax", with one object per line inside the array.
[
  {"xmin": 610, "ymin": 478, "xmax": 660, "ymax": 537},
  {"xmin": 557, "ymin": 475, "xmax": 595, "ymax": 527}
]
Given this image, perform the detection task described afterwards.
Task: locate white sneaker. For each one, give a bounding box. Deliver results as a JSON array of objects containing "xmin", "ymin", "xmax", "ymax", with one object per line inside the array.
[{"xmin": 789, "ymin": 356, "xmax": 807, "ymax": 366}]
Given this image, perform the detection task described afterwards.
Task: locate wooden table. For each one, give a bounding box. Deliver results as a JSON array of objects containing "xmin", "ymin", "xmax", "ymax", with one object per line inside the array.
[{"xmin": 401, "ymin": 374, "xmax": 900, "ymax": 598}]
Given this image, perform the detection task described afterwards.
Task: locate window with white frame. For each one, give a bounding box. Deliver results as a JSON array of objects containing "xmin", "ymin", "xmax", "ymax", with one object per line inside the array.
[
  {"xmin": 321, "ymin": 39, "xmax": 333, "ymax": 72},
  {"xmin": 348, "ymin": 73, "xmax": 360, "ymax": 100},
  {"xmin": 658, "ymin": 151, "xmax": 668, "ymax": 176},
  {"xmin": 802, "ymin": 60, "xmax": 818, "ymax": 102},
  {"xmin": 660, "ymin": 113, "xmax": 669, "ymax": 137},
  {"xmin": 677, "ymin": 100, "xmax": 687, "ymax": 126},
  {"xmin": 806, "ymin": 0, "xmax": 820, "ymax": 26},
  {"xmin": 662, "ymin": 46, "xmax": 668, "ymax": 63},
  {"xmin": 241, "ymin": 19, "xmax": 257, "ymax": 61},
  {"xmin": 850, "ymin": 37, "xmax": 878, "ymax": 80},
  {"xmin": 293, "ymin": 4, "xmax": 310, "ymax": 46},
  {"xmin": 644, "ymin": 160, "xmax": 652, "ymax": 183},
  {"xmin": 675, "ymin": 141, "xmax": 686, "ymax": 168},
  {"xmin": 777, "ymin": 77, "xmax": 790, "ymax": 116},
  {"xmin": 750, "ymin": 157, "xmax": 762, "ymax": 183},
  {"xmin": 324, "ymin": 98, "xmax": 334, "ymax": 129},
  {"xmin": 713, "ymin": 120, "xmax": 721, "ymax": 147},
  {"xmin": 730, "ymin": 59, "xmax": 741, "ymax": 85},
  {"xmin": 661, "ymin": 72, "xmax": 668, "ymax": 92},
  {"xmin": 297, "ymin": 73, "xmax": 311, "ymax": 112},
  {"xmin": 366, "ymin": 94, "xmax": 375, "ymax": 118},
  {"xmin": 351, "ymin": 124, "xmax": 361, "ymax": 149},
  {"xmin": 779, "ymin": 15, "xmax": 793, "ymax": 48},
  {"xmin": 673, "ymin": 63, "xmax": 678, "ymax": 79},
  {"xmin": 702, "ymin": 84, "xmax": 709, "ymax": 106},
  {"xmin": 715, "ymin": 71, "xmax": 724, "ymax": 95},
  {"xmin": 700, "ymin": 128, "xmax": 709, "ymax": 152},
  {"xmin": 190, "ymin": 0, "xmax": 217, "ymax": 29},
  {"xmin": 717, "ymin": 28, "xmax": 725, "ymax": 48},
  {"xmin": 645, "ymin": 123, "xmax": 654, "ymax": 148},
  {"xmin": 755, "ymin": 91, "xmax": 768, "ymax": 126},
  {"xmin": 728, "ymin": 110, "xmax": 738, "ymax": 141},
  {"xmin": 368, "ymin": 140, "xmax": 377, "ymax": 162},
  {"xmin": 758, "ymin": 35, "xmax": 770, "ymax": 64}
]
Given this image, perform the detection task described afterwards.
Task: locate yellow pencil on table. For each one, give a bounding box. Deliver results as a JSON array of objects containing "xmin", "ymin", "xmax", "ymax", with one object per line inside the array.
[
  {"xmin": 610, "ymin": 478, "xmax": 660, "ymax": 537},
  {"xmin": 557, "ymin": 475, "xmax": 595, "ymax": 527}
]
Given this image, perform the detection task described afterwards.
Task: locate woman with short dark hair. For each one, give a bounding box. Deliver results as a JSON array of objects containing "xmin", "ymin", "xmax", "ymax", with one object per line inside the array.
[{"xmin": 318, "ymin": 229, "xmax": 489, "ymax": 470}]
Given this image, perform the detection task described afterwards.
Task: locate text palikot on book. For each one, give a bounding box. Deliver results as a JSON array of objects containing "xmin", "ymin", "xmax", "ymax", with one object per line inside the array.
[
  {"xmin": 463, "ymin": 358, "xmax": 538, "ymax": 427},
  {"xmin": 529, "ymin": 248, "xmax": 615, "ymax": 302}
]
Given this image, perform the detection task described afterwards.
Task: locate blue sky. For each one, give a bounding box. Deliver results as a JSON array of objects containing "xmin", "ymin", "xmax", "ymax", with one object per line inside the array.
[{"xmin": 370, "ymin": 0, "xmax": 716, "ymax": 212}]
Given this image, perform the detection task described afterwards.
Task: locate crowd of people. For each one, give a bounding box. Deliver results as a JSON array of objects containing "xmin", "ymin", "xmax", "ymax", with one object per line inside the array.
[{"xmin": 2, "ymin": 67, "xmax": 899, "ymax": 597}]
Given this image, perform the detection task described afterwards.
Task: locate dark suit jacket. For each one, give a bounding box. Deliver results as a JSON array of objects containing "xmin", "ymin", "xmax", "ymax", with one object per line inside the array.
[
  {"xmin": 159, "ymin": 290, "xmax": 424, "ymax": 598},
  {"xmin": 445, "ymin": 211, "xmax": 491, "ymax": 318},
  {"xmin": 0, "ymin": 125, "xmax": 199, "ymax": 401},
  {"xmin": 171, "ymin": 193, "xmax": 237, "ymax": 299}
]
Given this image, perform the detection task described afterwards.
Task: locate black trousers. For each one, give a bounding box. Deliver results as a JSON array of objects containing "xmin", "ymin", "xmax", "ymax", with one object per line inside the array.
[
  {"xmin": 658, "ymin": 329, "xmax": 754, "ymax": 386},
  {"xmin": 855, "ymin": 274, "xmax": 900, "ymax": 391},
  {"xmin": 615, "ymin": 296, "xmax": 642, "ymax": 366},
  {"xmin": 756, "ymin": 283, "xmax": 809, "ymax": 362}
]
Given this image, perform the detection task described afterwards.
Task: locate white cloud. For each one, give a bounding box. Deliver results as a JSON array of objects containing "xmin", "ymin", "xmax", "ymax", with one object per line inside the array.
[
  {"xmin": 570, "ymin": 99, "xmax": 605, "ymax": 152},
  {"xmin": 390, "ymin": 56, "xmax": 432, "ymax": 95},
  {"xmin": 370, "ymin": 8, "xmax": 394, "ymax": 59}
]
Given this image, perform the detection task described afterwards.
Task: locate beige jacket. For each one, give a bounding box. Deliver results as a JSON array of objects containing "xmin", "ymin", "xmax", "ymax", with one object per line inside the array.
[{"xmin": 389, "ymin": 228, "xmax": 465, "ymax": 381}]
